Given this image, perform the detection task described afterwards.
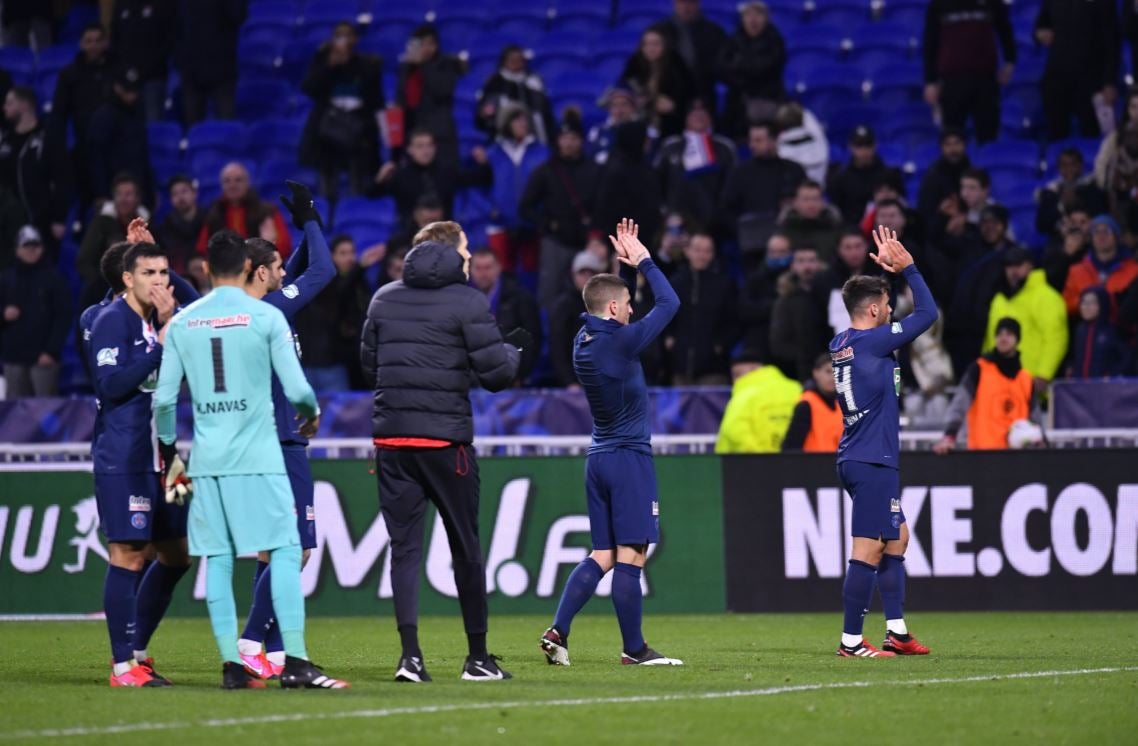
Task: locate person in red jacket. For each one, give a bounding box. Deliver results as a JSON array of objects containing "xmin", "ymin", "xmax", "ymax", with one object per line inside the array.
[
  {"xmin": 195, "ymin": 162, "xmax": 291, "ymax": 257},
  {"xmin": 1062, "ymin": 215, "xmax": 1138, "ymax": 318}
]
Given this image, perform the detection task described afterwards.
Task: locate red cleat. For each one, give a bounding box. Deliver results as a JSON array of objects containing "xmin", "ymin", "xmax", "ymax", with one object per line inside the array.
[
  {"xmin": 882, "ymin": 631, "xmax": 930, "ymax": 655},
  {"xmin": 836, "ymin": 639, "xmax": 896, "ymax": 658},
  {"xmin": 136, "ymin": 657, "xmax": 172, "ymax": 685},
  {"xmin": 109, "ymin": 663, "xmax": 165, "ymax": 687}
]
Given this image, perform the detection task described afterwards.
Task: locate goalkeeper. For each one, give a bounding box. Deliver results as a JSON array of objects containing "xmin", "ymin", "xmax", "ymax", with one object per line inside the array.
[{"xmin": 154, "ymin": 230, "xmax": 348, "ymax": 690}]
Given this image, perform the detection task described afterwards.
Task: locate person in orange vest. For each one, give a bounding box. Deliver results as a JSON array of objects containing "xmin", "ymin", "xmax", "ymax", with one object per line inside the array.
[
  {"xmin": 781, "ymin": 352, "xmax": 843, "ymax": 452},
  {"xmin": 933, "ymin": 317, "xmax": 1034, "ymax": 453}
]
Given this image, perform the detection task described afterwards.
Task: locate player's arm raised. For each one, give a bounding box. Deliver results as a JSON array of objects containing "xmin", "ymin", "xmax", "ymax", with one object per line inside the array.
[
  {"xmin": 268, "ymin": 182, "xmax": 335, "ymax": 318},
  {"xmin": 609, "ymin": 218, "xmax": 680, "ymax": 357},
  {"xmin": 867, "ymin": 226, "xmax": 937, "ymax": 351}
]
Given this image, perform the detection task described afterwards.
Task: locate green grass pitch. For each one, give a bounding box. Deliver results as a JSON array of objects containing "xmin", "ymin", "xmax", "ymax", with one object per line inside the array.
[{"xmin": 1, "ymin": 612, "xmax": 1135, "ymax": 744}]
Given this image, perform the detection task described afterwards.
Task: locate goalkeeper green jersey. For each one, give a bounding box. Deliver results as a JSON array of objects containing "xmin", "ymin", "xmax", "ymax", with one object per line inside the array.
[{"xmin": 154, "ymin": 285, "xmax": 318, "ymax": 477}]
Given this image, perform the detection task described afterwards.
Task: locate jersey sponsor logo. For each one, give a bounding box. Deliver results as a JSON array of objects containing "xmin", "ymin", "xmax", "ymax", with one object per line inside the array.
[
  {"xmin": 128, "ymin": 495, "xmax": 151, "ymax": 512},
  {"xmin": 96, "ymin": 347, "xmax": 119, "ymax": 367},
  {"xmin": 893, "ymin": 366, "xmax": 901, "ymax": 396},
  {"xmin": 282, "ymin": 284, "xmax": 299, "ymax": 299},
  {"xmin": 890, "ymin": 497, "xmax": 901, "ymax": 513},
  {"xmin": 187, "ymin": 314, "xmax": 252, "ymax": 330},
  {"xmin": 652, "ymin": 501, "xmax": 659, "ymax": 516},
  {"xmin": 891, "ymin": 322, "xmax": 903, "ymax": 334},
  {"xmin": 194, "ymin": 399, "xmax": 248, "ymax": 415},
  {"xmin": 83, "ymin": 328, "xmax": 91, "ymax": 341},
  {"xmin": 130, "ymin": 513, "xmax": 148, "ymax": 529},
  {"xmin": 844, "ymin": 410, "xmax": 867, "ymax": 427},
  {"xmin": 305, "ymin": 504, "xmax": 315, "ymax": 521},
  {"xmin": 831, "ymin": 346, "xmax": 854, "ymax": 363}
]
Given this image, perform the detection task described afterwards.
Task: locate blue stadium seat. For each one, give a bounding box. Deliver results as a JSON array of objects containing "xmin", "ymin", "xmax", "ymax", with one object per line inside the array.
[
  {"xmin": 547, "ymin": 70, "xmax": 611, "ymax": 103},
  {"xmin": 999, "ymin": 99, "xmax": 1041, "ymax": 141},
  {"xmin": 147, "ymin": 122, "xmax": 184, "ymax": 159},
  {"xmin": 973, "ymin": 141, "xmax": 1042, "ymax": 172},
  {"xmin": 783, "ymin": 24, "xmax": 849, "ymax": 57},
  {"xmin": 455, "ymin": 187, "xmax": 494, "ymax": 224},
  {"xmin": 338, "ymin": 222, "xmax": 390, "ymax": 249},
  {"xmin": 151, "ymin": 156, "xmax": 187, "ymax": 190},
  {"xmin": 853, "ymin": 21, "xmax": 920, "ymax": 57},
  {"xmin": 534, "ymin": 57, "xmax": 585, "ymax": 81},
  {"xmin": 301, "ymin": 0, "xmax": 359, "ymax": 26},
  {"xmin": 876, "ymin": 142, "xmax": 907, "ymax": 169},
  {"xmin": 35, "ymin": 44, "xmax": 74, "ymax": 77},
  {"xmin": 1044, "ymin": 138, "xmax": 1101, "ymax": 173},
  {"xmin": 187, "ymin": 120, "xmax": 248, "ymax": 159},
  {"xmin": 236, "ymin": 79, "xmax": 294, "ymax": 121},
  {"xmin": 335, "ymin": 196, "xmax": 396, "ymax": 228},
  {"xmin": 588, "ymin": 29, "xmax": 639, "ymax": 57},
  {"xmin": 787, "ymin": 59, "xmax": 863, "ymax": 102},
  {"xmin": 494, "ymin": 16, "xmax": 548, "ymax": 39},
  {"xmin": 299, "ymin": 24, "xmax": 338, "ymax": 50},
  {"xmin": 997, "ymin": 179, "xmax": 1040, "ymax": 212},
  {"xmin": 237, "ymin": 38, "xmax": 285, "ymax": 75},
  {"xmin": 257, "ymin": 159, "xmax": 317, "ymax": 194},
  {"xmin": 0, "ymin": 47, "xmax": 35, "ymax": 85},
  {"xmin": 531, "ymin": 33, "xmax": 589, "ymax": 64},
  {"xmin": 357, "ymin": 26, "xmax": 413, "ymax": 65},
  {"xmin": 57, "ymin": 1, "xmax": 100, "ymax": 43},
  {"xmin": 240, "ymin": 21, "xmax": 294, "ymax": 48},
  {"xmin": 249, "ymin": 0, "xmax": 302, "ymax": 24},
  {"xmin": 1013, "ymin": 57, "xmax": 1046, "ymax": 84},
  {"xmin": 783, "ymin": 52, "xmax": 837, "ymax": 91},
  {"xmin": 247, "ymin": 120, "xmax": 305, "ymax": 162},
  {"xmin": 554, "ymin": 6, "xmax": 611, "ymax": 32},
  {"xmin": 826, "ymin": 103, "xmax": 881, "ymax": 144},
  {"xmin": 810, "ymin": 7, "xmax": 870, "ymax": 29},
  {"xmin": 882, "ymin": 6, "xmax": 924, "ymax": 28}
]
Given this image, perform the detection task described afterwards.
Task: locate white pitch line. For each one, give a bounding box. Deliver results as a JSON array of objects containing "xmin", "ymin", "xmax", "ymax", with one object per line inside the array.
[{"xmin": 1, "ymin": 666, "xmax": 1134, "ymax": 741}]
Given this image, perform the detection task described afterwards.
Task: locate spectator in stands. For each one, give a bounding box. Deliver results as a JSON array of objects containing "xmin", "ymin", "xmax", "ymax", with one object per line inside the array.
[
  {"xmin": 476, "ymin": 45, "xmax": 555, "ymax": 146},
  {"xmin": 372, "ymin": 129, "xmax": 490, "ymax": 229},
  {"xmin": 385, "ymin": 194, "xmax": 446, "ymax": 254},
  {"xmin": 774, "ymin": 102, "xmax": 828, "ymax": 185},
  {"xmin": 984, "ymin": 248, "xmax": 1069, "ymax": 385},
  {"xmin": 486, "ymin": 104, "xmax": 549, "ymax": 271},
  {"xmin": 1092, "ymin": 88, "xmax": 1138, "ymax": 193},
  {"xmin": 111, "ymin": 0, "xmax": 176, "ymax": 123},
  {"xmin": 738, "ymin": 231, "xmax": 790, "ymax": 361},
  {"xmin": 828, "ymin": 126, "xmax": 901, "ymax": 224},
  {"xmin": 1095, "ymin": 120, "xmax": 1138, "ymax": 237},
  {"xmin": 770, "ymin": 245, "xmax": 831, "ymax": 381},
  {"xmin": 858, "ymin": 172, "xmax": 923, "ymax": 244},
  {"xmin": 195, "ymin": 162, "xmax": 291, "ymax": 256},
  {"xmin": 1062, "ymin": 214, "xmax": 1138, "ymax": 316},
  {"xmin": 520, "ymin": 109, "xmax": 600, "ymax": 309},
  {"xmin": 1042, "ymin": 205, "xmax": 1091, "ymax": 291},
  {"xmin": 300, "ymin": 22, "xmax": 384, "ymax": 199},
  {"xmin": 549, "ymin": 251, "xmax": 606, "ymax": 388},
  {"xmin": 922, "ymin": 0, "xmax": 1015, "ymax": 144},
  {"xmin": 0, "ymin": 185, "xmax": 26, "ymax": 271},
  {"xmin": 587, "ymin": 86, "xmax": 643, "ymax": 165},
  {"xmin": 934, "ymin": 317, "xmax": 1034, "ymax": 453},
  {"xmin": 294, "ymin": 234, "xmax": 373, "ymax": 392},
  {"xmin": 377, "ymin": 245, "xmax": 408, "ymax": 288},
  {"xmin": 1035, "ymin": 0, "xmax": 1120, "ymax": 141},
  {"xmin": 619, "ymin": 24, "xmax": 695, "ymax": 139},
  {"xmin": 175, "ymin": 0, "xmax": 245, "ymax": 123},
  {"xmin": 654, "ymin": 101, "xmax": 736, "ymax": 232},
  {"xmin": 960, "ymin": 167, "xmax": 997, "ymax": 227},
  {"xmin": 720, "ymin": 122, "xmax": 806, "ymax": 240},
  {"xmin": 823, "ymin": 229, "xmax": 879, "ymax": 335},
  {"xmin": 917, "ymin": 128, "xmax": 970, "ymax": 231},
  {"xmin": 1068, "ymin": 286, "xmax": 1132, "ymax": 378},
  {"xmin": 1036, "ymin": 148, "xmax": 1107, "ymax": 239},
  {"xmin": 185, "ymin": 254, "xmax": 211, "ymax": 293},
  {"xmin": 468, "ymin": 248, "xmax": 542, "ymax": 384},
  {"xmin": 717, "ymin": 0, "xmax": 786, "ymax": 140},
  {"xmin": 777, "ymin": 181, "xmax": 842, "ymax": 262},
  {"xmin": 659, "ymin": 0, "xmax": 727, "ymax": 120},
  {"xmin": 664, "ymin": 234, "xmax": 737, "ymax": 385},
  {"xmin": 51, "ymin": 23, "xmax": 148, "ymax": 207},
  {"xmin": 2, "ymin": 0, "xmax": 52, "ymax": 48},
  {"xmin": 0, "ymin": 226, "xmax": 71, "ymax": 397},
  {"xmin": 0, "ymin": 86, "xmax": 72, "ymax": 252},
  {"xmin": 594, "ymin": 121, "xmax": 664, "ymax": 252},
  {"xmin": 155, "ymin": 175, "xmax": 201, "ymax": 274},
  {"xmin": 875, "ymin": 197, "xmax": 946, "ymax": 301},
  {"xmin": 781, "ymin": 353, "xmax": 841, "ymax": 452},
  {"xmin": 397, "ymin": 24, "xmax": 465, "ymax": 164},
  {"xmin": 78, "ymin": 172, "xmax": 147, "ymax": 290},
  {"xmin": 714, "ymin": 348, "xmax": 802, "ymax": 453}
]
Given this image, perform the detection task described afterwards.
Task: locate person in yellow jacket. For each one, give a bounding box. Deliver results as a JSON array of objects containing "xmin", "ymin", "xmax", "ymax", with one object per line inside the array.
[
  {"xmin": 781, "ymin": 353, "xmax": 843, "ymax": 452},
  {"xmin": 715, "ymin": 350, "xmax": 803, "ymax": 453},
  {"xmin": 982, "ymin": 248, "xmax": 1068, "ymax": 384}
]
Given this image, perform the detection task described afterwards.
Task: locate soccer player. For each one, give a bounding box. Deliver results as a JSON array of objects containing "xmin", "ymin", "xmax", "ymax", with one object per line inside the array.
[
  {"xmin": 88, "ymin": 241, "xmax": 192, "ymax": 687},
  {"xmin": 540, "ymin": 218, "xmax": 683, "ymax": 667},
  {"xmin": 829, "ymin": 227, "xmax": 935, "ymax": 658},
  {"xmin": 154, "ymin": 231, "xmax": 348, "ymax": 690},
  {"xmin": 233, "ymin": 182, "xmax": 335, "ymax": 680}
]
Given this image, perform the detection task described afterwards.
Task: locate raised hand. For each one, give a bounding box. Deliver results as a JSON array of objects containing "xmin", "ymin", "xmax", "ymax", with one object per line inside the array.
[
  {"xmin": 150, "ymin": 283, "xmax": 177, "ymax": 325},
  {"xmin": 608, "ymin": 217, "xmax": 650, "ymax": 268},
  {"xmin": 869, "ymin": 225, "xmax": 913, "ymax": 274},
  {"xmin": 127, "ymin": 217, "xmax": 155, "ymax": 245}
]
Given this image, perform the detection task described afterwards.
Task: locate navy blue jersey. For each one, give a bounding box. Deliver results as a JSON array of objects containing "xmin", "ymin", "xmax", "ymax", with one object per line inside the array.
[
  {"xmin": 89, "ymin": 297, "xmax": 164, "ymax": 474},
  {"xmin": 261, "ymin": 221, "xmax": 334, "ymax": 445},
  {"xmin": 574, "ymin": 258, "xmax": 679, "ymax": 454},
  {"xmin": 830, "ymin": 265, "xmax": 936, "ymax": 468}
]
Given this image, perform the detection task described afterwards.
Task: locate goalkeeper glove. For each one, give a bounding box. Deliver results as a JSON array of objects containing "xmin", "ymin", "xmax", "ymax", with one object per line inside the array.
[
  {"xmin": 279, "ymin": 179, "xmax": 323, "ymax": 230},
  {"xmin": 159, "ymin": 441, "xmax": 193, "ymax": 506}
]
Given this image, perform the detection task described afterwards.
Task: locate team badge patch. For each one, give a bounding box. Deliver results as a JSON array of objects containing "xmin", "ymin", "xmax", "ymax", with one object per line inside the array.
[
  {"xmin": 282, "ymin": 284, "xmax": 299, "ymax": 299},
  {"xmin": 96, "ymin": 347, "xmax": 119, "ymax": 367},
  {"xmin": 891, "ymin": 322, "xmax": 903, "ymax": 334},
  {"xmin": 131, "ymin": 513, "xmax": 148, "ymax": 529},
  {"xmin": 306, "ymin": 505, "xmax": 315, "ymax": 521}
]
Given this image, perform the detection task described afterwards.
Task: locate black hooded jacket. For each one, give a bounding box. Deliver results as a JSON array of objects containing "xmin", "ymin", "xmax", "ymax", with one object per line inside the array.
[{"xmin": 360, "ymin": 241, "xmax": 520, "ymax": 443}]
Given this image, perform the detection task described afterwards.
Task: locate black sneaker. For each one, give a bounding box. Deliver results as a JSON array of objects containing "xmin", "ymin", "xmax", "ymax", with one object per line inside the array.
[
  {"xmin": 137, "ymin": 657, "xmax": 172, "ymax": 686},
  {"xmin": 394, "ymin": 655, "xmax": 432, "ymax": 683},
  {"xmin": 222, "ymin": 661, "xmax": 267, "ymax": 689},
  {"xmin": 280, "ymin": 656, "xmax": 350, "ymax": 689},
  {"xmin": 461, "ymin": 654, "xmax": 512, "ymax": 681},
  {"xmin": 620, "ymin": 645, "xmax": 684, "ymax": 666},
  {"xmin": 540, "ymin": 627, "xmax": 570, "ymax": 666}
]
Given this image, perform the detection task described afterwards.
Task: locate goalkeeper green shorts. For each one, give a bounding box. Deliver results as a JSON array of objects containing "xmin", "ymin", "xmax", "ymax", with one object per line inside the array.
[{"xmin": 188, "ymin": 474, "xmax": 299, "ymax": 557}]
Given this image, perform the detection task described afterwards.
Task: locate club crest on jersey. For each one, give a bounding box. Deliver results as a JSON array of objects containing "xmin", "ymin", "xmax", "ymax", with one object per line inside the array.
[
  {"xmin": 831, "ymin": 346, "xmax": 854, "ymax": 363},
  {"xmin": 187, "ymin": 314, "xmax": 251, "ymax": 330},
  {"xmin": 96, "ymin": 347, "xmax": 119, "ymax": 366},
  {"xmin": 128, "ymin": 495, "xmax": 151, "ymax": 512},
  {"xmin": 282, "ymin": 284, "xmax": 300, "ymax": 299},
  {"xmin": 131, "ymin": 513, "xmax": 148, "ymax": 529},
  {"xmin": 891, "ymin": 322, "xmax": 903, "ymax": 334}
]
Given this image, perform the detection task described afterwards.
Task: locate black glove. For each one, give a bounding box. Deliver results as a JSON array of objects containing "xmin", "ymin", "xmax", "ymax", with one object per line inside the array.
[
  {"xmin": 504, "ymin": 327, "xmax": 536, "ymax": 380},
  {"xmin": 279, "ymin": 179, "xmax": 323, "ymax": 230}
]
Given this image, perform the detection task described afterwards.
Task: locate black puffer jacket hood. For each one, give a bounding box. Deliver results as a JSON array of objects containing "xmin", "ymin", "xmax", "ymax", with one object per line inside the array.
[{"xmin": 403, "ymin": 240, "xmax": 467, "ymax": 289}]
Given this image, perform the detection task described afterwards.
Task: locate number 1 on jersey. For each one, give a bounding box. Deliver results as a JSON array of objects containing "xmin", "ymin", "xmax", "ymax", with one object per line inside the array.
[
  {"xmin": 835, "ymin": 364, "xmax": 856, "ymax": 410},
  {"xmin": 211, "ymin": 337, "xmax": 227, "ymax": 393}
]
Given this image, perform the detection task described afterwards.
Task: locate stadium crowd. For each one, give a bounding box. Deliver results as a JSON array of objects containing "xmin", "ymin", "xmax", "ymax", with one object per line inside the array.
[{"xmin": 0, "ymin": 0, "xmax": 1136, "ymax": 424}]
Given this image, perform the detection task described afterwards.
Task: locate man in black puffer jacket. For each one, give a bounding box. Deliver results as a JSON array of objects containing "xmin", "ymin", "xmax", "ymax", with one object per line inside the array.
[{"xmin": 360, "ymin": 221, "xmax": 522, "ymax": 683}]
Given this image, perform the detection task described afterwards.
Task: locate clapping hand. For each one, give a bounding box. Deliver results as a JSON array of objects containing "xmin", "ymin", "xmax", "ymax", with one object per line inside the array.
[
  {"xmin": 126, "ymin": 217, "xmax": 155, "ymax": 245},
  {"xmin": 869, "ymin": 225, "xmax": 914, "ymax": 274},
  {"xmin": 608, "ymin": 218, "xmax": 651, "ymax": 268}
]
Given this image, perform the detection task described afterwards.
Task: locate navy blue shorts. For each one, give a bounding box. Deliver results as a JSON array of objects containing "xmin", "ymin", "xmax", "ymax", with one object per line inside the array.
[
  {"xmin": 283, "ymin": 444, "xmax": 316, "ymax": 550},
  {"xmin": 94, "ymin": 472, "xmax": 187, "ymax": 544},
  {"xmin": 837, "ymin": 460, "xmax": 905, "ymax": 541},
  {"xmin": 585, "ymin": 449, "xmax": 660, "ymax": 550}
]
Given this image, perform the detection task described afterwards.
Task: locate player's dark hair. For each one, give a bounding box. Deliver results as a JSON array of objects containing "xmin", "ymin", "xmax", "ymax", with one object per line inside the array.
[
  {"xmin": 244, "ymin": 237, "xmax": 279, "ymax": 283},
  {"xmin": 413, "ymin": 220, "xmax": 463, "ymax": 247},
  {"xmin": 582, "ymin": 273, "xmax": 629, "ymax": 315},
  {"xmin": 207, "ymin": 230, "xmax": 248, "ymax": 278},
  {"xmin": 961, "ymin": 167, "xmax": 990, "ymax": 189},
  {"xmin": 8, "ymin": 85, "xmax": 36, "ymax": 109},
  {"xmin": 101, "ymin": 241, "xmax": 132, "ymax": 292},
  {"xmin": 122, "ymin": 242, "xmax": 166, "ymax": 273},
  {"xmin": 842, "ymin": 274, "xmax": 891, "ymax": 316}
]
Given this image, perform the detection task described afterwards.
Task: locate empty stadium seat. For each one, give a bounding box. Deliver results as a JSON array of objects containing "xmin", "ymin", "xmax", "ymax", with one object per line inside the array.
[
  {"xmin": 335, "ymin": 196, "xmax": 396, "ymax": 228},
  {"xmin": 236, "ymin": 79, "xmax": 294, "ymax": 121},
  {"xmin": 782, "ymin": 23, "xmax": 850, "ymax": 57},
  {"xmin": 147, "ymin": 122, "xmax": 184, "ymax": 159},
  {"xmin": 810, "ymin": 7, "xmax": 869, "ymax": 29},
  {"xmin": 973, "ymin": 140, "xmax": 1042, "ymax": 172},
  {"xmin": 0, "ymin": 47, "xmax": 35, "ymax": 85},
  {"xmin": 187, "ymin": 120, "xmax": 248, "ymax": 156},
  {"xmin": 247, "ymin": 120, "xmax": 305, "ymax": 162},
  {"xmin": 301, "ymin": 0, "xmax": 359, "ymax": 26}
]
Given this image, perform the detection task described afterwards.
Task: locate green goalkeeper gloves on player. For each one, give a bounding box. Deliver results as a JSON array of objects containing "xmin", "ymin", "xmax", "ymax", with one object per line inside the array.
[{"xmin": 158, "ymin": 441, "xmax": 193, "ymax": 506}]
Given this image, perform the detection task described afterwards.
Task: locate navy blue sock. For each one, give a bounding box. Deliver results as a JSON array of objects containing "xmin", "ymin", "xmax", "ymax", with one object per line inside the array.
[
  {"xmin": 611, "ymin": 562, "xmax": 645, "ymax": 655},
  {"xmin": 877, "ymin": 553, "xmax": 906, "ymax": 621},
  {"xmin": 842, "ymin": 560, "xmax": 878, "ymax": 637},
  {"xmin": 136, "ymin": 559, "xmax": 153, "ymax": 592},
  {"xmin": 104, "ymin": 565, "xmax": 140, "ymax": 664},
  {"xmin": 240, "ymin": 560, "xmax": 274, "ymax": 644},
  {"xmin": 134, "ymin": 561, "xmax": 189, "ymax": 652},
  {"xmin": 553, "ymin": 557, "xmax": 604, "ymax": 639}
]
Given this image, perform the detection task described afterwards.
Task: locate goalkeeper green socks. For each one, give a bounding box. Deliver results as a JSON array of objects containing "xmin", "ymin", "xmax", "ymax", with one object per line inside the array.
[
  {"xmin": 205, "ymin": 553, "xmax": 241, "ymax": 664},
  {"xmin": 269, "ymin": 544, "xmax": 308, "ymax": 660}
]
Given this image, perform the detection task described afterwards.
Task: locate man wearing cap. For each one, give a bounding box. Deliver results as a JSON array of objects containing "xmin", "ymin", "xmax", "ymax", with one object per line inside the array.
[
  {"xmin": 549, "ymin": 250, "xmax": 607, "ymax": 387},
  {"xmin": 0, "ymin": 225, "xmax": 71, "ymax": 396},
  {"xmin": 1062, "ymin": 214, "xmax": 1138, "ymax": 316},
  {"xmin": 827, "ymin": 125, "xmax": 903, "ymax": 224},
  {"xmin": 934, "ymin": 317, "xmax": 1035, "ymax": 453}
]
